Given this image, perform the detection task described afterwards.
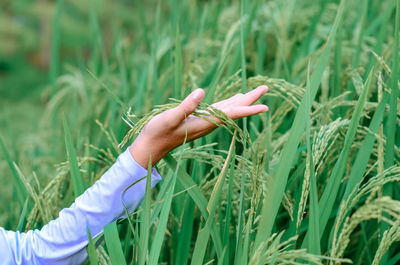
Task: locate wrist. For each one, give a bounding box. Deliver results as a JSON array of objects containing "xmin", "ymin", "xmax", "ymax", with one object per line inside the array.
[{"xmin": 129, "ymin": 134, "xmax": 171, "ymax": 168}]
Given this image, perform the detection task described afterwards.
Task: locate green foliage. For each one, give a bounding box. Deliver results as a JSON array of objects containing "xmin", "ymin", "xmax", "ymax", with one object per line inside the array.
[
  {"xmin": 0, "ymin": 135, "xmax": 27, "ymax": 206},
  {"xmin": 104, "ymin": 221, "xmax": 127, "ymax": 265},
  {"xmin": 138, "ymin": 160, "xmax": 153, "ymax": 265},
  {"xmin": 1, "ymin": 0, "xmax": 400, "ymax": 264},
  {"xmin": 63, "ymin": 117, "xmax": 87, "ymax": 198},
  {"xmin": 87, "ymin": 228, "xmax": 99, "ymax": 265}
]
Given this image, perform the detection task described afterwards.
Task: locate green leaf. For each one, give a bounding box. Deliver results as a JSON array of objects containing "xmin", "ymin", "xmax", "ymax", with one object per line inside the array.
[
  {"xmin": 174, "ymin": 25, "xmax": 183, "ymax": 98},
  {"xmin": 342, "ymin": 92, "xmax": 388, "ymax": 200},
  {"xmin": 63, "ymin": 118, "xmax": 86, "ymax": 198},
  {"xmin": 148, "ymin": 171, "xmax": 176, "ymax": 265},
  {"xmin": 104, "ymin": 221, "xmax": 127, "ymax": 265},
  {"xmin": 381, "ymin": 0, "xmax": 400, "ymax": 263},
  {"xmin": 234, "ymin": 166, "xmax": 246, "ymax": 265},
  {"xmin": 49, "ymin": 0, "xmax": 63, "ymax": 98},
  {"xmin": 16, "ymin": 198, "xmax": 29, "ymax": 231},
  {"xmin": 0, "ymin": 135, "xmax": 27, "ymax": 206},
  {"xmin": 138, "ymin": 158, "xmax": 153, "ymax": 265},
  {"xmin": 174, "ymin": 162, "xmax": 198, "ymax": 265},
  {"xmin": 238, "ymin": 214, "xmax": 252, "ymax": 265},
  {"xmin": 383, "ymin": 0, "xmax": 399, "ymax": 169},
  {"xmin": 222, "ymin": 157, "xmax": 235, "ymax": 265},
  {"xmin": 305, "ymin": 61, "xmax": 320, "ymax": 255},
  {"xmin": 87, "ymin": 228, "xmax": 99, "ymax": 265}
]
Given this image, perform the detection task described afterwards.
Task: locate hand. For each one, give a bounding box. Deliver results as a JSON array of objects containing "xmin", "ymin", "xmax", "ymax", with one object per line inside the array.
[{"xmin": 129, "ymin": 85, "xmax": 269, "ymax": 168}]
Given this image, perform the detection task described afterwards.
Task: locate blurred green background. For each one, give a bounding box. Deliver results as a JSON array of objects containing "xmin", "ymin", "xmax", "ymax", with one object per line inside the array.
[{"xmin": 0, "ymin": 0, "xmax": 154, "ymax": 227}]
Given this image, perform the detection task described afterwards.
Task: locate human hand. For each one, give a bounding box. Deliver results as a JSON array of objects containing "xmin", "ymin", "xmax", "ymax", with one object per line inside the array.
[{"xmin": 129, "ymin": 85, "xmax": 269, "ymax": 168}]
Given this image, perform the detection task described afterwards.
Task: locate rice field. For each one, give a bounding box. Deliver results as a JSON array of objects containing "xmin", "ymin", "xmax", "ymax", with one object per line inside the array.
[{"xmin": 0, "ymin": 0, "xmax": 399, "ymax": 264}]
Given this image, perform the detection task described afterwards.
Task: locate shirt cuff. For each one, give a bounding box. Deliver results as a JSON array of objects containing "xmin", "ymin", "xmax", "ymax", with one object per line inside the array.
[
  {"xmin": 118, "ymin": 147, "xmax": 162, "ymax": 183},
  {"xmin": 116, "ymin": 148, "xmax": 162, "ymax": 218}
]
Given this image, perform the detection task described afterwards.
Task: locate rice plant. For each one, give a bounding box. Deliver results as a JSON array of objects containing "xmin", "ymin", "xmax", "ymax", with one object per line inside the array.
[{"xmin": 0, "ymin": 0, "xmax": 399, "ymax": 264}]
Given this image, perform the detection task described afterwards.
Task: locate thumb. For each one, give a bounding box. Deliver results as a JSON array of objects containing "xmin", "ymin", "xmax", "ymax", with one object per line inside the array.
[{"xmin": 176, "ymin": 88, "xmax": 205, "ymax": 120}]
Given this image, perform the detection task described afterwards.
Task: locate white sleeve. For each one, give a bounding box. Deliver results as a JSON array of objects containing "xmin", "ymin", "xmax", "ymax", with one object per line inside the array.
[{"xmin": 0, "ymin": 148, "xmax": 162, "ymax": 265}]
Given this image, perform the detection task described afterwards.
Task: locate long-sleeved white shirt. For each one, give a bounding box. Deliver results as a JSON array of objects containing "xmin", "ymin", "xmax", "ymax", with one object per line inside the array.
[{"xmin": 0, "ymin": 148, "xmax": 162, "ymax": 265}]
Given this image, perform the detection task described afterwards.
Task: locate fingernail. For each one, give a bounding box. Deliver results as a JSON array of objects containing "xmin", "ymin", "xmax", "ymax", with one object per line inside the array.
[
  {"xmin": 192, "ymin": 89, "xmax": 203, "ymax": 100},
  {"xmin": 258, "ymin": 85, "xmax": 268, "ymax": 91}
]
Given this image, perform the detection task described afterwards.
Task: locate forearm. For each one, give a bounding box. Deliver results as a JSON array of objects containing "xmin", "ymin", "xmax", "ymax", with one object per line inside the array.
[{"xmin": 0, "ymin": 148, "xmax": 161, "ymax": 265}]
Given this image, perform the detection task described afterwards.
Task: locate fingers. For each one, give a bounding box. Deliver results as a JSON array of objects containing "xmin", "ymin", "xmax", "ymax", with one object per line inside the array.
[
  {"xmin": 164, "ymin": 85, "xmax": 267, "ymax": 131},
  {"xmin": 236, "ymin": 85, "xmax": 269, "ymax": 106},
  {"xmin": 175, "ymin": 88, "xmax": 205, "ymax": 121},
  {"xmin": 228, "ymin": 104, "xmax": 269, "ymax": 120}
]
